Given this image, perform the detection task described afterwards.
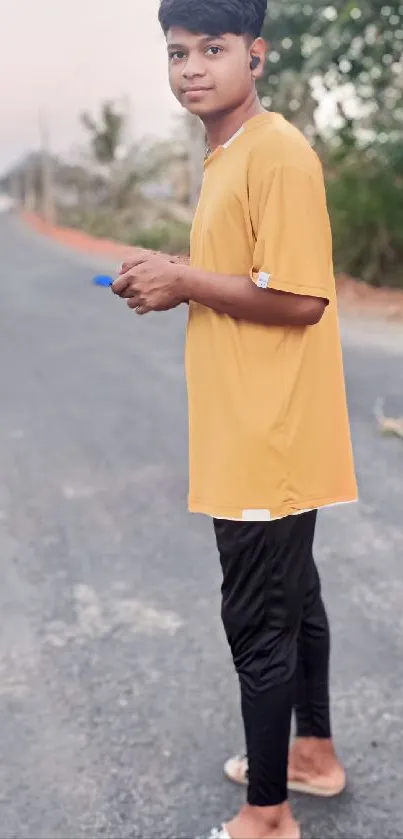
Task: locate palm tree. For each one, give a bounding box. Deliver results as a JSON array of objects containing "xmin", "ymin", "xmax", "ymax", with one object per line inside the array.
[{"xmin": 81, "ymin": 101, "xmax": 126, "ymax": 166}]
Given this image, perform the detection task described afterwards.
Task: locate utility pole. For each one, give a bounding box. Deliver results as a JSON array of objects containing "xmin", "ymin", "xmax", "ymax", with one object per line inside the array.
[
  {"xmin": 10, "ymin": 170, "xmax": 22, "ymax": 209},
  {"xmin": 38, "ymin": 111, "xmax": 56, "ymax": 224},
  {"xmin": 22, "ymin": 158, "xmax": 36, "ymax": 212}
]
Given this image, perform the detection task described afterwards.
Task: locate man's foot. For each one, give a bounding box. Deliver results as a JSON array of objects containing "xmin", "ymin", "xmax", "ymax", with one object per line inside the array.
[
  {"xmin": 288, "ymin": 737, "xmax": 346, "ymax": 797},
  {"xmin": 225, "ymin": 802, "xmax": 300, "ymax": 839},
  {"xmin": 224, "ymin": 738, "xmax": 345, "ymax": 797}
]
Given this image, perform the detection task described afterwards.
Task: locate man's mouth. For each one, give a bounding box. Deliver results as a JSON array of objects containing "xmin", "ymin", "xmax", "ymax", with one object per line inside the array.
[{"xmin": 182, "ymin": 87, "xmax": 212, "ymax": 95}]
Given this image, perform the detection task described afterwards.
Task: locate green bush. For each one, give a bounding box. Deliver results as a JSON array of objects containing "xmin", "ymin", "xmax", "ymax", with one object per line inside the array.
[
  {"xmin": 129, "ymin": 221, "xmax": 190, "ymax": 255},
  {"xmin": 61, "ymin": 210, "xmax": 191, "ymax": 258},
  {"xmin": 326, "ymin": 140, "xmax": 403, "ymax": 288},
  {"xmin": 63, "ymin": 208, "xmax": 120, "ymax": 240}
]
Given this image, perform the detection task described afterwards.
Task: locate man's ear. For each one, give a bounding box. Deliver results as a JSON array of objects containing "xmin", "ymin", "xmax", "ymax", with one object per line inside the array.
[{"xmin": 250, "ymin": 37, "xmax": 267, "ymax": 77}]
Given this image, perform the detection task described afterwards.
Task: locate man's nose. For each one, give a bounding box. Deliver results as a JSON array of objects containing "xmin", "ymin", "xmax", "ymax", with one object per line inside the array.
[{"xmin": 182, "ymin": 53, "xmax": 206, "ymax": 79}]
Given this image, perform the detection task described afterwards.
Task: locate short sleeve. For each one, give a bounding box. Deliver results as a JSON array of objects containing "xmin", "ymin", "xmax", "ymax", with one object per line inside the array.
[{"xmin": 249, "ymin": 163, "xmax": 334, "ymax": 302}]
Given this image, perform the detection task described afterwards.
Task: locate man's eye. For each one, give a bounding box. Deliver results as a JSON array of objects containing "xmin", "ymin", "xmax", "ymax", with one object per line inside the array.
[
  {"xmin": 169, "ymin": 51, "xmax": 186, "ymax": 62},
  {"xmin": 206, "ymin": 46, "xmax": 222, "ymax": 56}
]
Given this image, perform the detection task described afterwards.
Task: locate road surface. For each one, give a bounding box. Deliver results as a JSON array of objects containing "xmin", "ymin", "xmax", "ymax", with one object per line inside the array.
[{"xmin": 1, "ymin": 213, "xmax": 403, "ymax": 839}]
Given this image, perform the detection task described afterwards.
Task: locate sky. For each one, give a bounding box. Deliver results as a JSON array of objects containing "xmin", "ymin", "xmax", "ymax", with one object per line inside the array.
[
  {"xmin": 0, "ymin": 0, "xmax": 339, "ymax": 175},
  {"xmin": 0, "ymin": 0, "xmax": 182, "ymax": 172}
]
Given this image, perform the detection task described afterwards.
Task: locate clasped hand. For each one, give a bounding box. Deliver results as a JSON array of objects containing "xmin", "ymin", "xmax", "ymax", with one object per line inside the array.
[{"xmin": 111, "ymin": 250, "xmax": 186, "ymax": 315}]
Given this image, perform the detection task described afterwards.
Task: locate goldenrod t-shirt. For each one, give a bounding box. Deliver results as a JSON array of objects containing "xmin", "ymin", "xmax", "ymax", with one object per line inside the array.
[{"xmin": 187, "ymin": 112, "xmax": 357, "ymax": 521}]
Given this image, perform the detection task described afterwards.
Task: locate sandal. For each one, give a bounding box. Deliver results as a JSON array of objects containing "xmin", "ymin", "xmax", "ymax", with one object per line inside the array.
[{"xmin": 224, "ymin": 752, "xmax": 346, "ymax": 797}]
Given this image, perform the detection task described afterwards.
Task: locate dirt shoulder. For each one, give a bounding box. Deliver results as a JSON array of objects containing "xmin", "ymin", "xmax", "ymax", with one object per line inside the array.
[{"xmin": 22, "ymin": 211, "xmax": 403, "ymax": 322}]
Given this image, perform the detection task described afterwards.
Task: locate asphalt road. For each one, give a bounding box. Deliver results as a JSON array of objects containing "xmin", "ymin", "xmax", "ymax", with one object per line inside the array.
[{"xmin": 1, "ymin": 212, "xmax": 403, "ymax": 839}]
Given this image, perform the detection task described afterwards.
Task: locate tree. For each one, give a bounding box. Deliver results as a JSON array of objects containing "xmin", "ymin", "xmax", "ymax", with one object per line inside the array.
[
  {"xmin": 259, "ymin": 1, "xmax": 403, "ymax": 287},
  {"xmin": 81, "ymin": 101, "xmax": 126, "ymax": 166},
  {"xmin": 260, "ymin": 0, "xmax": 403, "ymax": 141}
]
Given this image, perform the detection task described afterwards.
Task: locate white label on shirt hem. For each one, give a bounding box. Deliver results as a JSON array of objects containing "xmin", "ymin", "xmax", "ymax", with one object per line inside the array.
[{"xmin": 242, "ymin": 509, "xmax": 272, "ymax": 522}]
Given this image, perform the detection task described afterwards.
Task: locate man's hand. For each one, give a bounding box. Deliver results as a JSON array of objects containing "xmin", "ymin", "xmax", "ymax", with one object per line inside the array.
[
  {"xmin": 112, "ymin": 250, "xmax": 326, "ymax": 327},
  {"xmin": 112, "ymin": 252, "xmax": 187, "ymax": 315},
  {"xmin": 120, "ymin": 248, "xmax": 189, "ymax": 269}
]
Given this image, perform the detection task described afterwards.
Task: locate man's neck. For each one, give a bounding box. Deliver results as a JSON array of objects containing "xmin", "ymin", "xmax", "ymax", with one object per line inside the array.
[{"xmin": 203, "ymin": 94, "xmax": 264, "ymax": 153}]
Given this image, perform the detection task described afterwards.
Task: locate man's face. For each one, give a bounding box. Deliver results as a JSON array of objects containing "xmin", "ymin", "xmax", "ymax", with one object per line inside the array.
[{"xmin": 166, "ymin": 28, "xmax": 260, "ymax": 118}]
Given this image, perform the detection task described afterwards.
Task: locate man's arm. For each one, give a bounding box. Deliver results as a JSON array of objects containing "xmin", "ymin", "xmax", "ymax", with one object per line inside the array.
[
  {"xmin": 113, "ymin": 255, "xmax": 327, "ymax": 324},
  {"xmin": 178, "ymin": 265, "xmax": 326, "ymax": 327}
]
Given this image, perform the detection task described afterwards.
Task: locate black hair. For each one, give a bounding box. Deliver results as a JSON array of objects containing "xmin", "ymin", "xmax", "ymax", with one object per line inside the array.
[{"xmin": 158, "ymin": 0, "xmax": 268, "ymax": 40}]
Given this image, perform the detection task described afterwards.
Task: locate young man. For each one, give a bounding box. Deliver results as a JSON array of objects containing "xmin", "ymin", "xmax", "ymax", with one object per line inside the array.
[{"xmin": 112, "ymin": 1, "xmax": 357, "ymax": 836}]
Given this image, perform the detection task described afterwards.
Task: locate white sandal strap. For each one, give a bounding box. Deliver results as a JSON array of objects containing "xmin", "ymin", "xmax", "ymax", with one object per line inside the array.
[{"xmin": 207, "ymin": 826, "xmax": 231, "ymax": 839}]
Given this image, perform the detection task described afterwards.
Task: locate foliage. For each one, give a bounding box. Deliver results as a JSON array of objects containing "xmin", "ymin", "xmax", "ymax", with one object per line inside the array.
[
  {"xmin": 67, "ymin": 103, "xmax": 193, "ymax": 242},
  {"xmin": 327, "ymin": 137, "xmax": 403, "ymax": 287},
  {"xmin": 260, "ymin": 0, "xmax": 403, "ymax": 286},
  {"xmin": 81, "ymin": 102, "xmax": 126, "ymax": 166},
  {"xmin": 130, "ymin": 221, "xmax": 191, "ymax": 255},
  {"xmin": 260, "ymin": 0, "xmax": 403, "ymax": 138}
]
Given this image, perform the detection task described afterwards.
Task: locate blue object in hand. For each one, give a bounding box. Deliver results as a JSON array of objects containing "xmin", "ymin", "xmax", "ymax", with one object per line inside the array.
[{"xmin": 93, "ymin": 274, "xmax": 113, "ymax": 287}]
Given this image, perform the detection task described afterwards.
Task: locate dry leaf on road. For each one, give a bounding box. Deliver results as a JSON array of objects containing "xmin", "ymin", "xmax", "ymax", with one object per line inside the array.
[{"xmin": 374, "ymin": 398, "xmax": 403, "ymax": 439}]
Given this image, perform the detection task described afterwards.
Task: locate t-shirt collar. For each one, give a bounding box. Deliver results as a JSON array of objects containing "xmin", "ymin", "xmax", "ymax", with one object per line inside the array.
[{"xmin": 204, "ymin": 112, "xmax": 273, "ymax": 167}]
